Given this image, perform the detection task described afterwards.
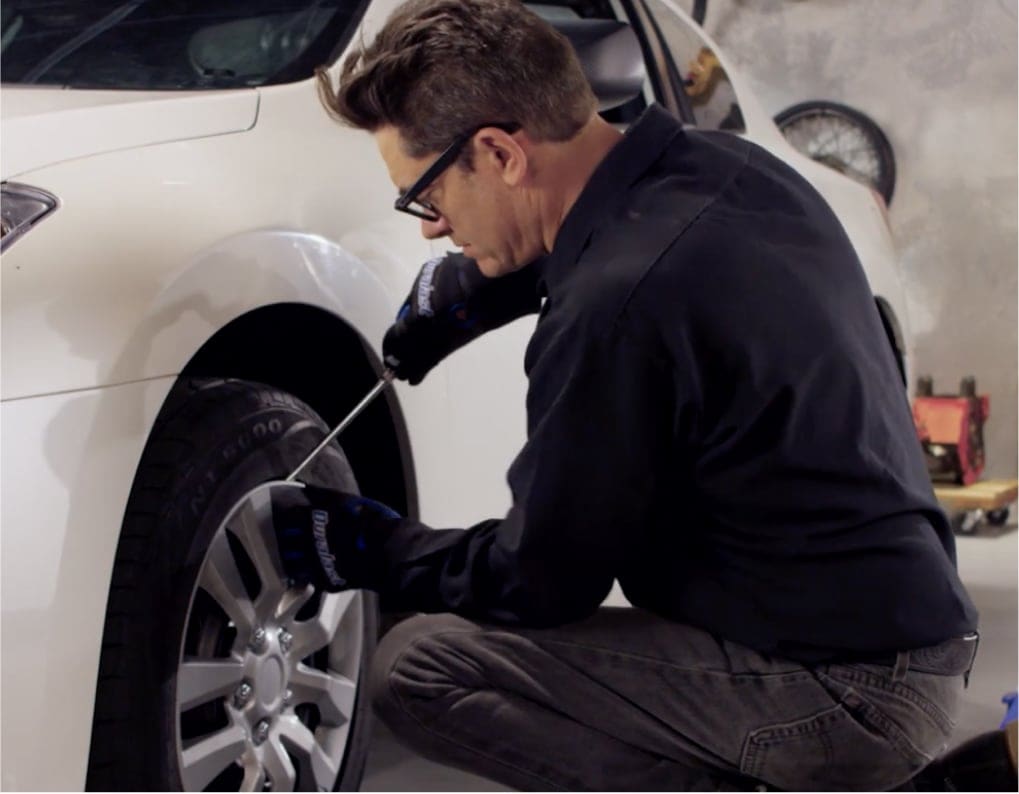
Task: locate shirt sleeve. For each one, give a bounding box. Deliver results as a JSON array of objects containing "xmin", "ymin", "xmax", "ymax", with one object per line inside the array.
[{"xmin": 373, "ymin": 316, "xmax": 676, "ymax": 626}]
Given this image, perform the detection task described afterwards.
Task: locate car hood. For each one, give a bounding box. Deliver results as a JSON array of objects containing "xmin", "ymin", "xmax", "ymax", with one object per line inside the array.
[{"xmin": 0, "ymin": 86, "xmax": 259, "ymax": 180}]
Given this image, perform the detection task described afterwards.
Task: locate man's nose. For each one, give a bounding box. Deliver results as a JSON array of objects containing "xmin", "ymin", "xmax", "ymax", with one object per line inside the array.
[{"xmin": 421, "ymin": 215, "xmax": 452, "ymax": 240}]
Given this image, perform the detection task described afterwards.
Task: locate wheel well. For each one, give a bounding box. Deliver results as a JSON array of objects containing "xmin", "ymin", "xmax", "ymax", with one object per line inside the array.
[
  {"xmin": 875, "ymin": 296, "xmax": 907, "ymax": 387},
  {"xmin": 180, "ymin": 303, "xmax": 416, "ymax": 517}
]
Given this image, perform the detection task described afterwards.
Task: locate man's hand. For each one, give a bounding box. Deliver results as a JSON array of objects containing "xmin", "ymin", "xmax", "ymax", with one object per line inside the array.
[
  {"xmin": 271, "ymin": 483, "xmax": 400, "ymax": 592},
  {"xmin": 383, "ymin": 251, "xmax": 542, "ymax": 384}
]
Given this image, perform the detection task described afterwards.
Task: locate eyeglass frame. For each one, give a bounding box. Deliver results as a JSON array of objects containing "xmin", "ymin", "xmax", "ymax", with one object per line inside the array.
[{"xmin": 394, "ymin": 122, "xmax": 520, "ymax": 222}]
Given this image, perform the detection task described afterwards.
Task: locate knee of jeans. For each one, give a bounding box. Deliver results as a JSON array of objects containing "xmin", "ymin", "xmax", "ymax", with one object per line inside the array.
[{"xmin": 369, "ymin": 613, "xmax": 478, "ymax": 728}]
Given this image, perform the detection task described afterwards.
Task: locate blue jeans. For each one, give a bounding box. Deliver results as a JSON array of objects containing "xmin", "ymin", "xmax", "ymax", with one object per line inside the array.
[{"xmin": 369, "ymin": 608, "xmax": 975, "ymax": 791}]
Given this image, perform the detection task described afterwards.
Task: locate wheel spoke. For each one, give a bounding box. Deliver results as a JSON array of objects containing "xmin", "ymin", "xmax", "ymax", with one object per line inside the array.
[
  {"xmin": 290, "ymin": 591, "xmax": 358, "ymax": 659},
  {"xmin": 181, "ymin": 723, "xmax": 247, "ymax": 792},
  {"xmin": 817, "ymin": 120, "xmax": 843, "ymax": 152},
  {"xmin": 239, "ymin": 761, "xmax": 267, "ymax": 793},
  {"xmin": 276, "ymin": 583, "xmax": 315, "ymax": 625},
  {"xmin": 262, "ymin": 736, "xmax": 297, "ymax": 792},
  {"xmin": 229, "ymin": 488, "xmax": 287, "ymax": 604},
  {"xmin": 278, "ymin": 714, "xmax": 341, "ymax": 791},
  {"xmin": 178, "ymin": 656, "xmax": 246, "ymax": 711},
  {"xmin": 846, "ymin": 166, "xmax": 872, "ymax": 184},
  {"xmin": 198, "ymin": 531, "xmax": 257, "ymax": 635},
  {"xmin": 290, "ymin": 665, "xmax": 357, "ymax": 725}
]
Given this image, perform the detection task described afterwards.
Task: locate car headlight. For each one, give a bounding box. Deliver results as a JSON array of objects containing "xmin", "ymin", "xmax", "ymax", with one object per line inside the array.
[{"xmin": 1, "ymin": 182, "xmax": 58, "ymax": 253}]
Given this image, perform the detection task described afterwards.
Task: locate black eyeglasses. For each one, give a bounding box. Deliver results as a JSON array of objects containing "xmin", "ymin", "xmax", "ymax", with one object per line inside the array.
[{"xmin": 394, "ymin": 122, "xmax": 520, "ymax": 221}]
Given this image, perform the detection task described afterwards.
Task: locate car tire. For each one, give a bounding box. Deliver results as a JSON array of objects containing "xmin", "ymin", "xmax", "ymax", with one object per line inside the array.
[
  {"xmin": 86, "ymin": 378, "xmax": 378, "ymax": 792},
  {"xmin": 774, "ymin": 100, "xmax": 897, "ymax": 205}
]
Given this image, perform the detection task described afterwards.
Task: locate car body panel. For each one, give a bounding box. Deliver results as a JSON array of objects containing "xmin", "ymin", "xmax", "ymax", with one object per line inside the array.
[
  {"xmin": 1, "ymin": 86, "xmax": 260, "ymax": 181},
  {"xmin": 1, "ymin": 79, "xmax": 419, "ymax": 400},
  {"xmin": 1, "ymin": 379, "xmax": 173, "ymax": 790}
]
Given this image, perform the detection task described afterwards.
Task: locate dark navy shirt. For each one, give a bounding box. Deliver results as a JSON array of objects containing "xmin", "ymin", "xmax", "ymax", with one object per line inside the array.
[{"xmin": 376, "ymin": 104, "xmax": 978, "ymax": 662}]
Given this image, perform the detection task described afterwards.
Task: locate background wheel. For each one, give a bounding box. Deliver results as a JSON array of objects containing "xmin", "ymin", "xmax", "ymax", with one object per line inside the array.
[
  {"xmin": 951, "ymin": 509, "xmax": 985, "ymax": 535},
  {"xmin": 87, "ymin": 378, "xmax": 378, "ymax": 791},
  {"xmin": 774, "ymin": 100, "xmax": 897, "ymax": 205}
]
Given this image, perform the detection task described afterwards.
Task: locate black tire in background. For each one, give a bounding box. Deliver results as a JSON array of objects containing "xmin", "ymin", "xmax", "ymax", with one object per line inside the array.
[
  {"xmin": 775, "ymin": 100, "xmax": 897, "ymax": 205},
  {"xmin": 87, "ymin": 378, "xmax": 378, "ymax": 791}
]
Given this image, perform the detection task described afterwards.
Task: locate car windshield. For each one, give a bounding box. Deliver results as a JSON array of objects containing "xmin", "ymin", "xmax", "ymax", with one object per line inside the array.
[{"xmin": 0, "ymin": 0, "xmax": 365, "ymax": 89}]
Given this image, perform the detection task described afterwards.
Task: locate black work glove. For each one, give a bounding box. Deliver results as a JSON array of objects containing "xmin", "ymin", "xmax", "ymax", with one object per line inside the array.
[
  {"xmin": 383, "ymin": 251, "xmax": 542, "ymax": 384},
  {"xmin": 271, "ymin": 483, "xmax": 401, "ymax": 592}
]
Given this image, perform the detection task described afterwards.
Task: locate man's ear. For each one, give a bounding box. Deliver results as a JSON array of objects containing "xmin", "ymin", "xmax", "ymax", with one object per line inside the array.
[{"xmin": 475, "ymin": 128, "xmax": 528, "ymax": 187}]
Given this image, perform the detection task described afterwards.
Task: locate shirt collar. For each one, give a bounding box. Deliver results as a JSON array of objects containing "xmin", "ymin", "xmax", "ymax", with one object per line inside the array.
[{"xmin": 537, "ymin": 104, "xmax": 684, "ymax": 293}]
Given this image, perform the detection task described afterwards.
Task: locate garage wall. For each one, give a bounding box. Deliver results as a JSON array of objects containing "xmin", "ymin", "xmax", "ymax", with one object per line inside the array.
[{"xmin": 702, "ymin": 0, "xmax": 1018, "ymax": 478}]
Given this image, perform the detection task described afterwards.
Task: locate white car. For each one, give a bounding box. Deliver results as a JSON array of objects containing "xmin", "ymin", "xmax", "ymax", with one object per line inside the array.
[{"xmin": 0, "ymin": 0, "xmax": 913, "ymax": 790}]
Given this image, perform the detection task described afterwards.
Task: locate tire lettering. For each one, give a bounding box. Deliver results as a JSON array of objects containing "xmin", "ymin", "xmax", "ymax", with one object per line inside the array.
[{"xmin": 253, "ymin": 419, "xmax": 283, "ymax": 440}]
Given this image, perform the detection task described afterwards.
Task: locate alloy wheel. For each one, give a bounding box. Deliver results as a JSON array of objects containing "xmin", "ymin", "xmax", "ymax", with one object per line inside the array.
[{"xmin": 176, "ymin": 483, "xmax": 365, "ymax": 792}]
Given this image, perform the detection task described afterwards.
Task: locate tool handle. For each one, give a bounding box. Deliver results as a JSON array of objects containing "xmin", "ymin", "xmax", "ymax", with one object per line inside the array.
[{"xmin": 285, "ymin": 369, "xmax": 395, "ymax": 483}]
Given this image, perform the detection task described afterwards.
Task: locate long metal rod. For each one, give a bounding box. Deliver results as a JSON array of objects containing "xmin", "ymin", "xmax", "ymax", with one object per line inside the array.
[{"xmin": 285, "ymin": 369, "xmax": 395, "ymax": 482}]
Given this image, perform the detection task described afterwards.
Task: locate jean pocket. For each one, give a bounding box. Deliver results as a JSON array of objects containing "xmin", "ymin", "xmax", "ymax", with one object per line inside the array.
[
  {"xmin": 825, "ymin": 665, "xmax": 959, "ymax": 740},
  {"xmin": 739, "ymin": 697, "xmax": 916, "ymax": 791}
]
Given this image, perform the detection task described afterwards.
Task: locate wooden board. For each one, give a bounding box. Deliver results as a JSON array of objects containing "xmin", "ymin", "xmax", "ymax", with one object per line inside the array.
[{"xmin": 933, "ymin": 478, "xmax": 1019, "ymax": 511}]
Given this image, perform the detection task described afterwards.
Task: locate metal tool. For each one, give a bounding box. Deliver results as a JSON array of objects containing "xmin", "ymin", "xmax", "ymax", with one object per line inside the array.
[{"xmin": 285, "ymin": 368, "xmax": 395, "ymax": 482}]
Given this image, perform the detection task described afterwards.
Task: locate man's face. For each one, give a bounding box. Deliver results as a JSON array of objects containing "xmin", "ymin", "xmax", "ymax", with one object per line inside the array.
[{"xmin": 376, "ymin": 125, "xmax": 531, "ymax": 277}]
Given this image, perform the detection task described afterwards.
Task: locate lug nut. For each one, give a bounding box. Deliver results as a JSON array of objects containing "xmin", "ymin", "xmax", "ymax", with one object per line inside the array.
[
  {"xmin": 250, "ymin": 627, "xmax": 267, "ymax": 652},
  {"xmin": 233, "ymin": 682, "xmax": 253, "ymax": 708},
  {"xmin": 253, "ymin": 719, "xmax": 271, "ymax": 746},
  {"xmin": 278, "ymin": 629, "xmax": 293, "ymax": 654},
  {"xmin": 283, "ymin": 688, "xmax": 293, "ymax": 706}
]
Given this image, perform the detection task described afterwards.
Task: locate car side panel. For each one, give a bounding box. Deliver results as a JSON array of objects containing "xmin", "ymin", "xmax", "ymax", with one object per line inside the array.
[
  {"xmin": 1, "ymin": 379, "xmax": 173, "ymax": 791},
  {"xmin": 1, "ymin": 87, "xmax": 260, "ymax": 181},
  {"xmin": 0, "ymin": 83, "xmax": 420, "ymax": 400}
]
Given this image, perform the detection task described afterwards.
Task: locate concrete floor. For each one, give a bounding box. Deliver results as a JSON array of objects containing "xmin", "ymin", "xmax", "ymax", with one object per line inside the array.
[{"xmin": 360, "ymin": 523, "xmax": 1018, "ymax": 791}]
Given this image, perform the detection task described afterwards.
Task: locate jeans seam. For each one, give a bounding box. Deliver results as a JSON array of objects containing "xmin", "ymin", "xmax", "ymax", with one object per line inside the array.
[
  {"xmin": 740, "ymin": 734, "xmax": 764, "ymax": 779},
  {"xmin": 815, "ymin": 670, "xmax": 938, "ymax": 765},
  {"xmin": 745, "ymin": 703, "xmax": 845, "ymax": 745},
  {"xmin": 387, "ymin": 631, "xmax": 570, "ymax": 791},
  {"xmin": 739, "ymin": 704, "xmax": 844, "ymax": 780},
  {"xmin": 529, "ymin": 637, "xmax": 747, "ymax": 773},
  {"xmin": 531, "ymin": 636, "xmax": 813, "ymax": 680},
  {"xmin": 848, "ymin": 690, "xmax": 936, "ymax": 765},
  {"xmin": 827, "ymin": 666, "xmax": 956, "ymax": 734}
]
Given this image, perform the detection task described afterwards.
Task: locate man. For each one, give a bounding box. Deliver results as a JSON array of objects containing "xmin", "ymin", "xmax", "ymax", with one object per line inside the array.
[{"xmin": 272, "ymin": 0, "xmax": 1015, "ymax": 789}]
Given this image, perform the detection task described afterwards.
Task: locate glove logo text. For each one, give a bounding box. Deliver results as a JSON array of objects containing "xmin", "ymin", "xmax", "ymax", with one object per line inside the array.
[
  {"xmin": 416, "ymin": 256, "xmax": 443, "ymax": 317},
  {"xmin": 311, "ymin": 509, "xmax": 345, "ymax": 588}
]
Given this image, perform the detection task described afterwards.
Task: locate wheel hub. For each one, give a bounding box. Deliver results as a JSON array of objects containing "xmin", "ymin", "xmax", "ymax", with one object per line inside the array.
[
  {"xmin": 255, "ymin": 655, "xmax": 286, "ymax": 710},
  {"xmin": 237, "ymin": 619, "xmax": 295, "ymax": 734}
]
